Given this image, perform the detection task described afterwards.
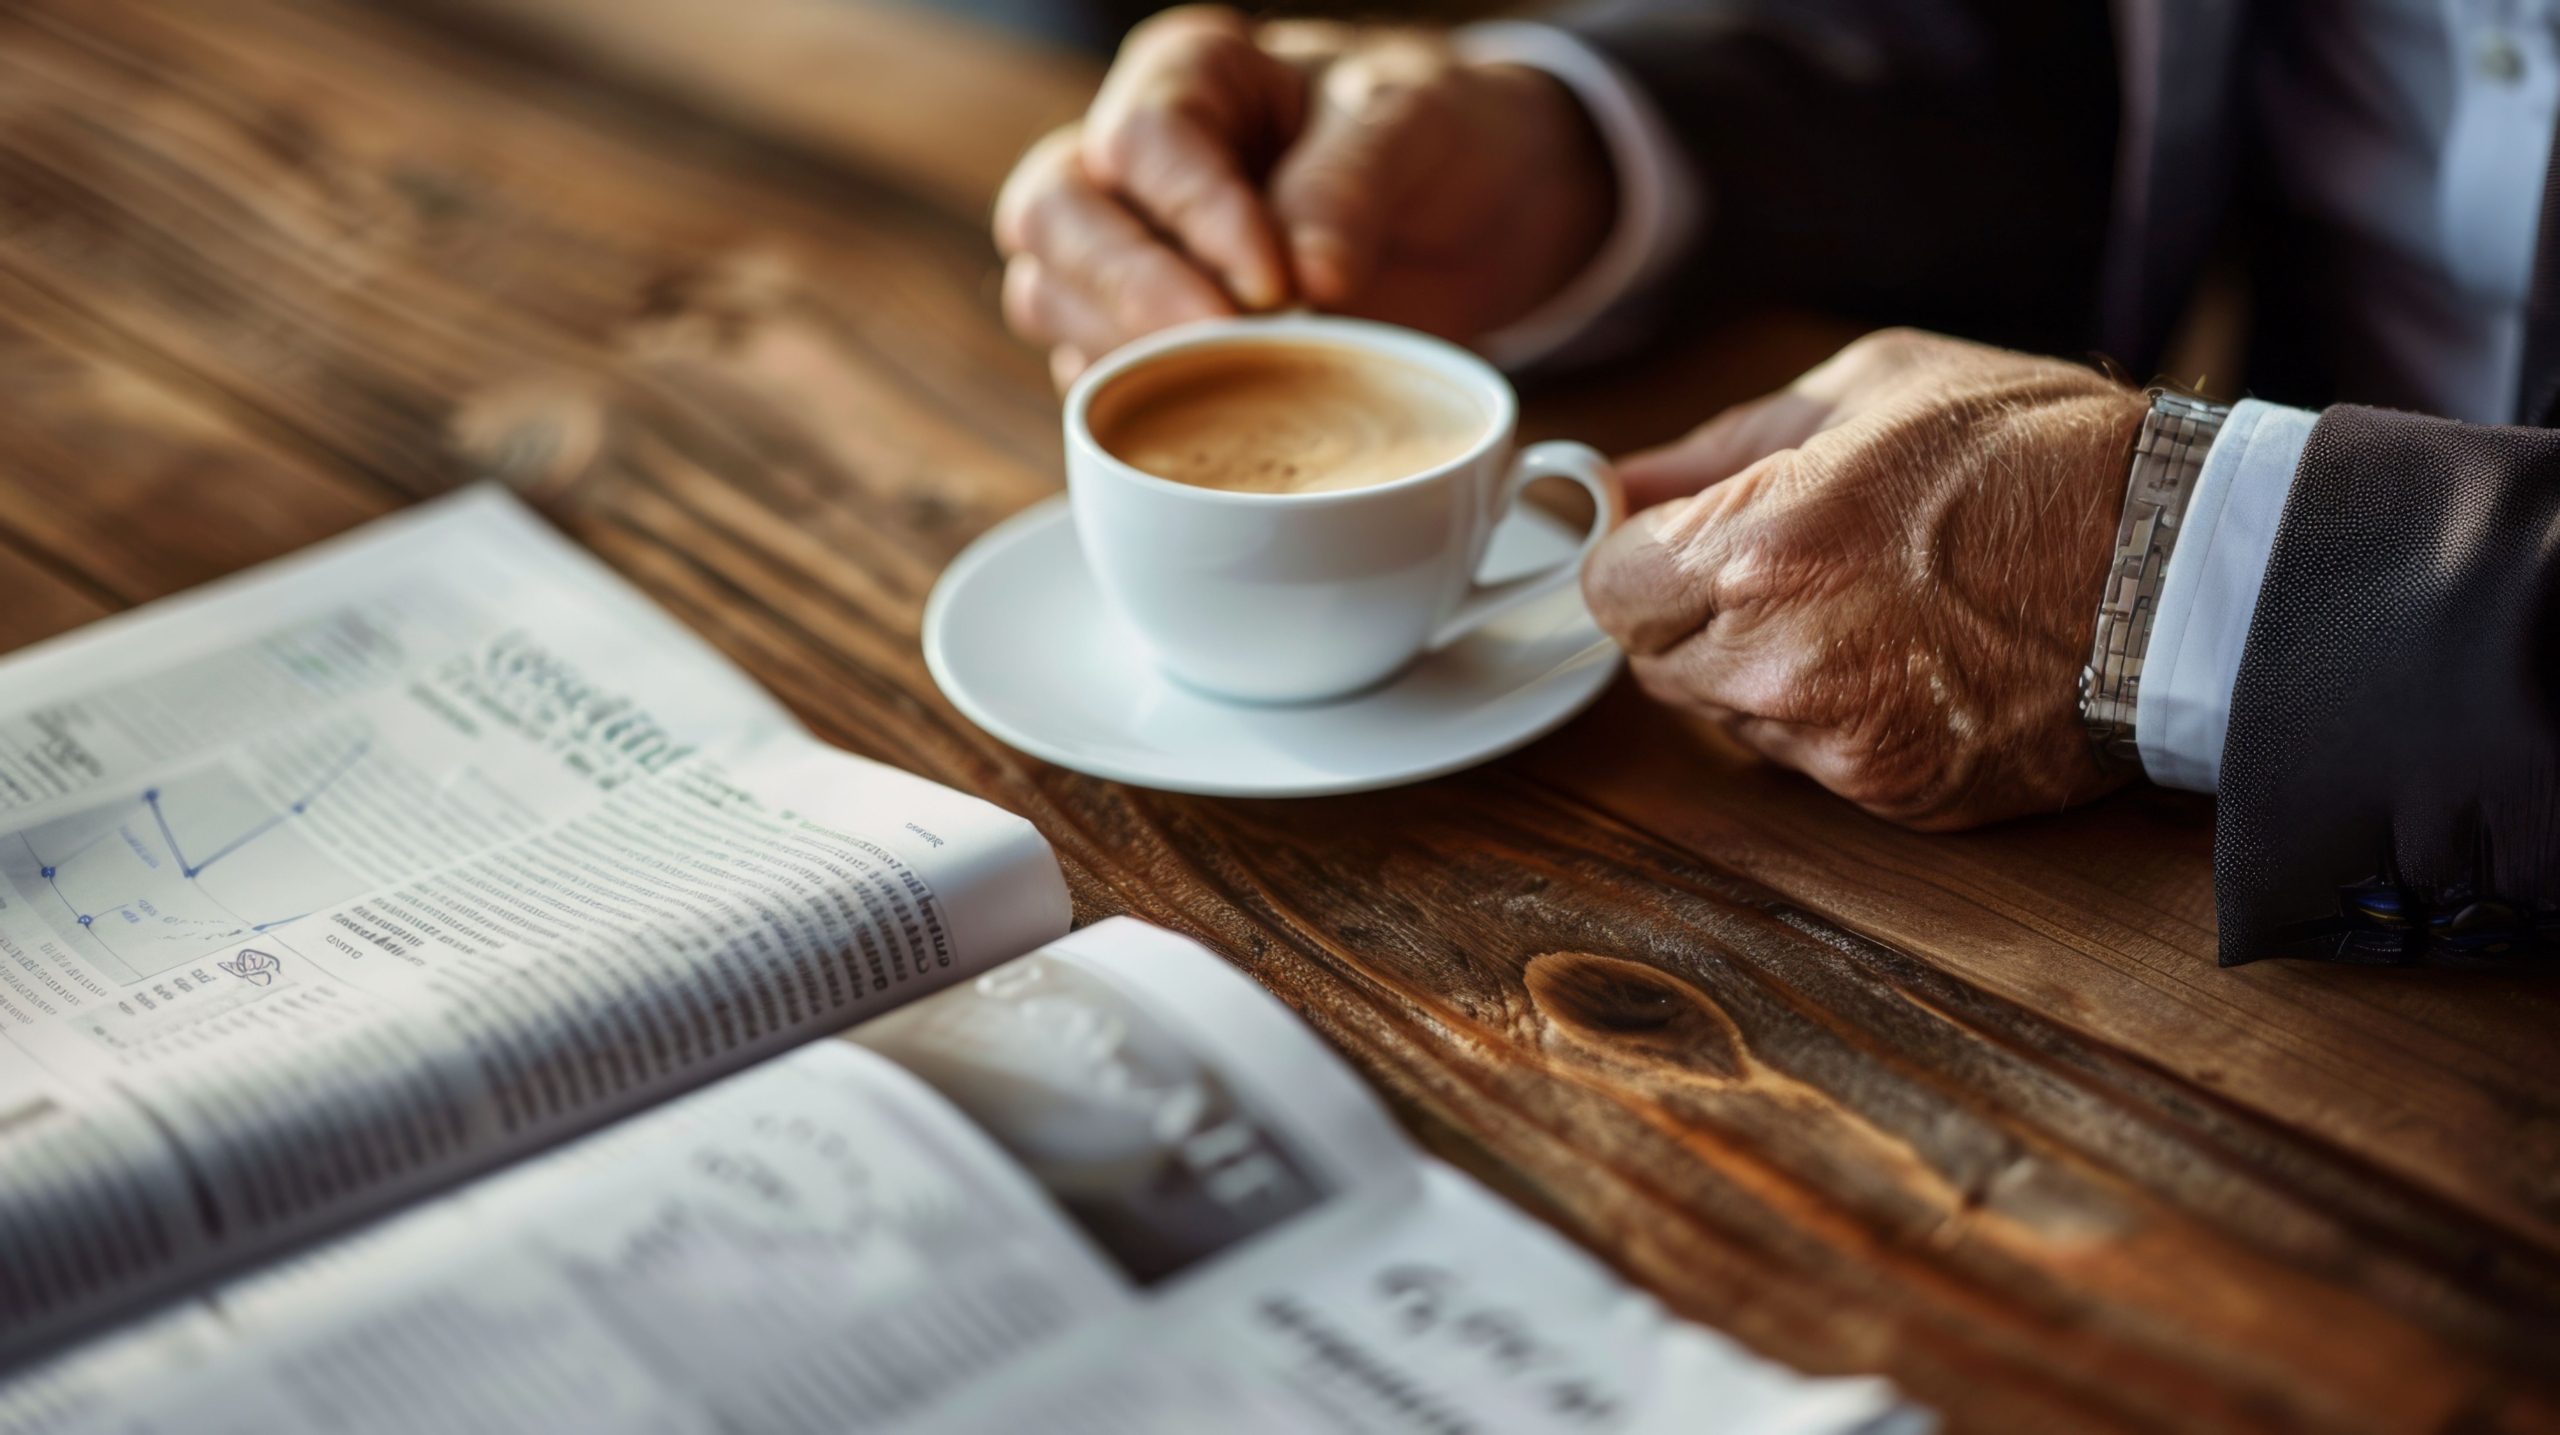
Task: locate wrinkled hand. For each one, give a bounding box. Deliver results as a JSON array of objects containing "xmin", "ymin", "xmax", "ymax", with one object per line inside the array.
[
  {"xmin": 1584, "ymin": 329, "xmax": 2151, "ymax": 831},
  {"xmin": 993, "ymin": 4, "xmax": 1612, "ymax": 386}
]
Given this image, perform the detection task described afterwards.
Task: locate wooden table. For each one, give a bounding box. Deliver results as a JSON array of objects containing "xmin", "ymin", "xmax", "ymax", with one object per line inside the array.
[{"xmin": 0, "ymin": 2, "xmax": 2552, "ymax": 1428}]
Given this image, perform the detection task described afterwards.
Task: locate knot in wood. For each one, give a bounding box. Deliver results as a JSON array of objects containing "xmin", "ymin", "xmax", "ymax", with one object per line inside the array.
[{"xmin": 1522, "ymin": 951, "xmax": 1744, "ymax": 1079}]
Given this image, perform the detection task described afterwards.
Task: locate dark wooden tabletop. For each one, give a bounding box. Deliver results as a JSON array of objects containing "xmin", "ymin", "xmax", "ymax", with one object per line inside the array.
[{"xmin": 1, "ymin": 2, "xmax": 2554, "ymax": 1428}]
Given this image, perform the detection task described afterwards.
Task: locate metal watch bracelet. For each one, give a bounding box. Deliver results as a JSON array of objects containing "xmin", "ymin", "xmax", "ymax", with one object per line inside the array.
[{"xmin": 2077, "ymin": 390, "xmax": 2229, "ymax": 768}]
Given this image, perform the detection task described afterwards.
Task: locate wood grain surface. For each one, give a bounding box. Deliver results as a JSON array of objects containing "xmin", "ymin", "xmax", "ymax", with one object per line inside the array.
[{"xmin": 0, "ymin": 2, "xmax": 2552, "ymax": 1429}]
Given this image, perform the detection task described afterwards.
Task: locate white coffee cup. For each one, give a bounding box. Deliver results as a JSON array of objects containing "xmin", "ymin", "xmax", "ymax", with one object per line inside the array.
[{"xmin": 1063, "ymin": 315, "xmax": 1625, "ymax": 704}]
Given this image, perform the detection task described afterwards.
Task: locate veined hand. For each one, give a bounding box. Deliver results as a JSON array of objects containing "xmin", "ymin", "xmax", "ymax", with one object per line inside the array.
[{"xmin": 1583, "ymin": 329, "xmax": 2151, "ymax": 831}]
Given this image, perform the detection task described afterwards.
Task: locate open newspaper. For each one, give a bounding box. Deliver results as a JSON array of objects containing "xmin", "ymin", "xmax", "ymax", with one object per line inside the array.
[{"xmin": 0, "ymin": 488, "xmax": 1922, "ymax": 1432}]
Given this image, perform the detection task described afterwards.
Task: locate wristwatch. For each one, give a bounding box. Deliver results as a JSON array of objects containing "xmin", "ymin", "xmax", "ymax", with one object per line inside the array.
[{"xmin": 2078, "ymin": 389, "xmax": 2229, "ymax": 769}]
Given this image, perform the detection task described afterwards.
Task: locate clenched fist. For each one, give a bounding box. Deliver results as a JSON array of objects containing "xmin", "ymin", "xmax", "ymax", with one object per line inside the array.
[
  {"xmin": 993, "ymin": 5, "xmax": 1613, "ymax": 385},
  {"xmin": 1584, "ymin": 329, "xmax": 2151, "ymax": 831}
]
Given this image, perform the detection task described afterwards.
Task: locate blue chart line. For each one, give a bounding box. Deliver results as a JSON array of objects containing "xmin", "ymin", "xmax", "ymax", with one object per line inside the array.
[
  {"xmin": 27, "ymin": 838, "xmax": 94, "ymax": 932},
  {"xmin": 19, "ymin": 741, "xmax": 370, "ymax": 964},
  {"xmin": 147, "ymin": 741, "xmax": 367, "ymax": 880}
]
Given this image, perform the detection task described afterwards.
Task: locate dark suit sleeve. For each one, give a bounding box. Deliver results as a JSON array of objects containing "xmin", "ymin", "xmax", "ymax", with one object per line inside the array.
[
  {"xmin": 1556, "ymin": 0, "xmax": 2121, "ymax": 353},
  {"xmin": 2216, "ymin": 406, "xmax": 2560, "ymax": 965}
]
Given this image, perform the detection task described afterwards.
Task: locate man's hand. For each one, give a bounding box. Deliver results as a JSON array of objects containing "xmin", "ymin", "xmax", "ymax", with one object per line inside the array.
[
  {"xmin": 1584, "ymin": 329, "xmax": 2151, "ymax": 831},
  {"xmin": 993, "ymin": 5, "xmax": 1613, "ymax": 386}
]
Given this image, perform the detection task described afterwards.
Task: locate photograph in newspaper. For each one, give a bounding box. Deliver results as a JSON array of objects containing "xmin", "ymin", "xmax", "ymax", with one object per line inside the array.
[{"xmin": 855, "ymin": 949, "xmax": 1332, "ymax": 1285}]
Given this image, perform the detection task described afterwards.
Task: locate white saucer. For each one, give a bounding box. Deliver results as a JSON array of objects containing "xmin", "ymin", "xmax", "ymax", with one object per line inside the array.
[{"xmin": 922, "ymin": 495, "xmax": 1621, "ymax": 797}]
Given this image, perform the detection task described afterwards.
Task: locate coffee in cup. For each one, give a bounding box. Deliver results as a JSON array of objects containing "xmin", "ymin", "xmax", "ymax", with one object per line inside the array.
[
  {"xmin": 1086, "ymin": 340, "xmax": 1489, "ymax": 496},
  {"xmin": 1065, "ymin": 316, "xmax": 1623, "ymax": 704}
]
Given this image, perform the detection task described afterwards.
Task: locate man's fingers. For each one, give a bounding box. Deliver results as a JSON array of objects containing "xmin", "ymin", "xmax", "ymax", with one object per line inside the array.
[
  {"xmin": 995, "ymin": 131, "xmax": 1236, "ymax": 344},
  {"xmin": 1080, "ymin": 7, "xmax": 1296, "ymax": 310},
  {"xmin": 1269, "ymin": 46, "xmax": 1444, "ymax": 305},
  {"xmin": 1259, "ymin": 18, "xmax": 1360, "ymax": 68},
  {"xmin": 1083, "ymin": 102, "xmax": 1291, "ymax": 311},
  {"xmin": 1622, "ymin": 603, "xmax": 1820, "ymax": 722},
  {"xmin": 993, "ymin": 128, "xmax": 1080, "ymax": 255},
  {"xmin": 1584, "ymin": 449, "xmax": 1789, "ymax": 657},
  {"xmin": 1642, "ymin": 687, "xmax": 1825, "ymax": 776},
  {"xmin": 1584, "ymin": 495, "xmax": 1722, "ymax": 659},
  {"xmin": 1618, "ymin": 390, "xmax": 1838, "ymax": 510},
  {"xmin": 1002, "ymin": 255, "xmax": 1124, "ymax": 361}
]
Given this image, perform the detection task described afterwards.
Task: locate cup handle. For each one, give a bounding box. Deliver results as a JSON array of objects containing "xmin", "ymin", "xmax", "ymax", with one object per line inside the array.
[{"xmin": 1426, "ymin": 441, "xmax": 1626, "ymax": 652}]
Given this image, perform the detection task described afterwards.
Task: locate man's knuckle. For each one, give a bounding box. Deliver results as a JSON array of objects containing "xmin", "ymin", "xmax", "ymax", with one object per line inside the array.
[
  {"xmin": 992, "ymin": 197, "xmax": 1027, "ymax": 255},
  {"xmin": 1119, "ymin": 9, "xmax": 1176, "ymax": 50},
  {"xmin": 1019, "ymin": 179, "xmax": 1094, "ymax": 261},
  {"xmin": 1838, "ymin": 326, "xmax": 1947, "ymax": 379},
  {"xmin": 1085, "ymin": 106, "xmax": 1161, "ymax": 188},
  {"xmin": 1328, "ymin": 57, "xmax": 1453, "ymax": 130},
  {"xmin": 1124, "ymin": 5, "xmax": 1238, "ymax": 56},
  {"xmin": 994, "ymin": 131, "xmax": 1076, "ymax": 250},
  {"xmin": 1579, "ymin": 560, "xmax": 1650, "ymax": 645},
  {"xmin": 1000, "ymin": 259, "xmax": 1047, "ymax": 337}
]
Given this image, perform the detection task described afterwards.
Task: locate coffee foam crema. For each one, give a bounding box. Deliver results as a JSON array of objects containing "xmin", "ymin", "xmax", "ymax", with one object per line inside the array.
[{"xmin": 1089, "ymin": 341, "xmax": 1489, "ymax": 495}]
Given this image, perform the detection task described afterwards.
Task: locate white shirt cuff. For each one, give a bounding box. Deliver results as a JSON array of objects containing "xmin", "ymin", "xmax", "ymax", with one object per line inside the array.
[
  {"xmin": 2134, "ymin": 399, "xmax": 2317, "ymax": 792},
  {"xmin": 1453, "ymin": 22, "xmax": 1703, "ymax": 372}
]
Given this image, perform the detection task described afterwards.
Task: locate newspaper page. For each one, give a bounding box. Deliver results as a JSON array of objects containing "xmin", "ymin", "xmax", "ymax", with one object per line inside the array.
[
  {"xmin": 0, "ymin": 920, "xmax": 1925, "ymax": 1434},
  {"xmin": 0, "ymin": 488, "xmax": 1071, "ymax": 1363}
]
